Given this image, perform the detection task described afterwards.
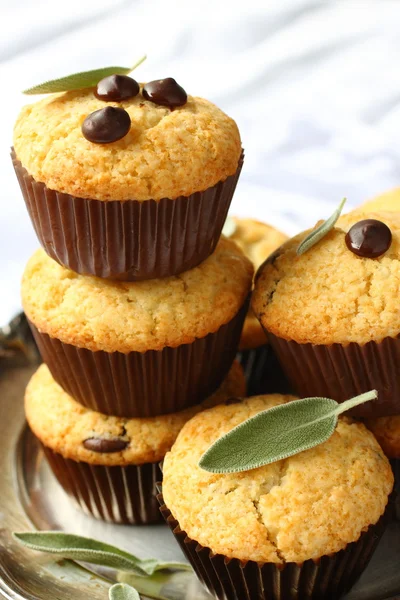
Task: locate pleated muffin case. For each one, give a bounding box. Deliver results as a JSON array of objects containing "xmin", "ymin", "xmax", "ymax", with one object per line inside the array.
[
  {"xmin": 252, "ymin": 210, "xmax": 400, "ymax": 418},
  {"xmin": 12, "ymin": 86, "xmax": 243, "ymax": 281},
  {"xmin": 21, "ymin": 239, "xmax": 253, "ymax": 418},
  {"xmin": 160, "ymin": 395, "xmax": 393, "ymax": 600},
  {"xmin": 25, "ymin": 362, "xmax": 246, "ymax": 524}
]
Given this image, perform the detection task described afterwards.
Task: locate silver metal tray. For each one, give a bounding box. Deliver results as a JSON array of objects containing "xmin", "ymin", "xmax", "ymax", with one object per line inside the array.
[{"xmin": 1, "ymin": 317, "xmax": 400, "ymax": 600}]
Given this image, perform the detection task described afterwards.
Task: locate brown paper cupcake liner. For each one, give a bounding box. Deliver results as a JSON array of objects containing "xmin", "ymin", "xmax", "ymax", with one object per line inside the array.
[
  {"xmin": 237, "ymin": 344, "xmax": 292, "ymax": 396},
  {"xmin": 42, "ymin": 445, "xmax": 162, "ymax": 524},
  {"xmin": 267, "ymin": 332, "xmax": 400, "ymax": 418},
  {"xmin": 28, "ymin": 300, "xmax": 248, "ymax": 418},
  {"xmin": 158, "ymin": 493, "xmax": 388, "ymax": 600},
  {"xmin": 12, "ymin": 149, "xmax": 244, "ymax": 281}
]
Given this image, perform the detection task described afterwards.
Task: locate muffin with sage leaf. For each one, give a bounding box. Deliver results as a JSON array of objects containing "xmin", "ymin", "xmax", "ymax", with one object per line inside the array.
[
  {"xmin": 13, "ymin": 60, "xmax": 243, "ymax": 281},
  {"xmin": 25, "ymin": 361, "xmax": 245, "ymax": 524},
  {"xmin": 160, "ymin": 391, "xmax": 392, "ymax": 600},
  {"xmin": 21, "ymin": 239, "xmax": 252, "ymax": 418},
  {"xmin": 252, "ymin": 205, "xmax": 400, "ymax": 418},
  {"xmin": 223, "ymin": 216, "xmax": 290, "ymax": 395}
]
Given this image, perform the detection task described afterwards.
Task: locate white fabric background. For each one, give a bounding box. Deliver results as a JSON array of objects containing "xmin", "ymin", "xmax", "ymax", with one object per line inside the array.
[{"xmin": 1, "ymin": 0, "xmax": 400, "ymax": 325}]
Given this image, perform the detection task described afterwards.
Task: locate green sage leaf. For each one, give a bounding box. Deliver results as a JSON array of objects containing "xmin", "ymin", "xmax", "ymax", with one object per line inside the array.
[
  {"xmin": 13, "ymin": 531, "xmax": 190, "ymax": 577},
  {"xmin": 109, "ymin": 583, "xmax": 140, "ymax": 600},
  {"xmin": 13, "ymin": 532, "xmax": 147, "ymax": 576},
  {"xmin": 139, "ymin": 559, "xmax": 192, "ymax": 576},
  {"xmin": 297, "ymin": 197, "xmax": 346, "ymax": 255},
  {"xmin": 222, "ymin": 216, "xmax": 237, "ymax": 237},
  {"xmin": 199, "ymin": 390, "xmax": 377, "ymax": 474},
  {"xmin": 23, "ymin": 55, "xmax": 147, "ymax": 95}
]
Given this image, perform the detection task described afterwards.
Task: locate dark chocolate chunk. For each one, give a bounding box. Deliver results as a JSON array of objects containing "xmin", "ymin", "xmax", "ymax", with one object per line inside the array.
[
  {"xmin": 142, "ymin": 78, "xmax": 187, "ymax": 108},
  {"xmin": 345, "ymin": 219, "xmax": 392, "ymax": 258},
  {"xmin": 82, "ymin": 106, "xmax": 131, "ymax": 143},
  {"xmin": 83, "ymin": 437, "xmax": 128, "ymax": 453},
  {"xmin": 95, "ymin": 75, "xmax": 139, "ymax": 102},
  {"xmin": 224, "ymin": 397, "xmax": 242, "ymax": 406}
]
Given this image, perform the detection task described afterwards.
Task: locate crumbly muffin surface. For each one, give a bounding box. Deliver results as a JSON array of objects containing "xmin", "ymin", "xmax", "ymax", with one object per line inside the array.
[
  {"xmin": 366, "ymin": 415, "xmax": 400, "ymax": 458},
  {"xmin": 163, "ymin": 394, "xmax": 392, "ymax": 564},
  {"xmin": 22, "ymin": 238, "xmax": 253, "ymax": 353},
  {"xmin": 14, "ymin": 88, "xmax": 241, "ymax": 201},
  {"xmin": 361, "ymin": 188, "xmax": 400, "ymax": 213},
  {"xmin": 26, "ymin": 362, "xmax": 245, "ymax": 466},
  {"xmin": 227, "ymin": 218, "xmax": 287, "ymax": 350},
  {"xmin": 252, "ymin": 211, "xmax": 400, "ymax": 345}
]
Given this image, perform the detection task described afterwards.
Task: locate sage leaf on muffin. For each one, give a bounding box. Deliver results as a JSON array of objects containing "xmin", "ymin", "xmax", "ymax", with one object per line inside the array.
[
  {"xmin": 199, "ymin": 390, "xmax": 377, "ymax": 473},
  {"xmin": 23, "ymin": 55, "xmax": 147, "ymax": 94},
  {"xmin": 109, "ymin": 583, "xmax": 140, "ymax": 600},
  {"xmin": 297, "ymin": 197, "xmax": 346, "ymax": 255},
  {"xmin": 13, "ymin": 532, "xmax": 191, "ymax": 575}
]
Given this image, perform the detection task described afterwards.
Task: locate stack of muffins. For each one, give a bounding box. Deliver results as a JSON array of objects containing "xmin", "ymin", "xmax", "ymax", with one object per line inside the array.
[
  {"xmin": 12, "ymin": 72, "xmax": 397, "ymax": 600},
  {"xmin": 14, "ymin": 74, "xmax": 253, "ymax": 524}
]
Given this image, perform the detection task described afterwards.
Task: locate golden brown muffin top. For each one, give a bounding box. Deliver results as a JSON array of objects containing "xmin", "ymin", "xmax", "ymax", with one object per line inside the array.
[
  {"xmin": 366, "ymin": 415, "xmax": 400, "ymax": 459},
  {"xmin": 361, "ymin": 188, "xmax": 400, "ymax": 213},
  {"xmin": 226, "ymin": 218, "xmax": 287, "ymax": 350},
  {"xmin": 252, "ymin": 211, "xmax": 400, "ymax": 345},
  {"xmin": 26, "ymin": 362, "xmax": 245, "ymax": 466},
  {"xmin": 163, "ymin": 395, "xmax": 392, "ymax": 564},
  {"xmin": 22, "ymin": 239, "xmax": 253, "ymax": 353},
  {"xmin": 13, "ymin": 88, "xmax": 241, "ymax": 201}
]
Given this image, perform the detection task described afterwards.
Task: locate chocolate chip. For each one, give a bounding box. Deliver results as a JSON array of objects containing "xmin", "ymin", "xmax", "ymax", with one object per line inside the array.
[
  {"xmin": 95, "ymin": 75, "xmax": 139, "ymax": 102},
  {"xmin": 142, "ymin": 78, "xmax": 187, "ymax": 108},
  {"xmin": 82, "ymin": 106, "xmax": 131, "ymax": 143},
  {"xmin": 224, "ymin": 397, "xmax": 242, "ymax": 406},
  {"xmin": 83, "ymin": 437, "xmax": 128, "ymax": 453},
  {"xmin": 345, "ymin": 219, "xmax": 392, "ymax": 258}
]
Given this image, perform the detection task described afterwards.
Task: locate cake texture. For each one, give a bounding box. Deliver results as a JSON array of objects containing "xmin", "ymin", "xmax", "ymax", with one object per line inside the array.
[
  {"xmin": 160, "ymin": 394, "xmax": 392, "ymax": 599},
  {"xmin": 163, "ymin": 394, "xmax": 391, "ymax": 564},
  {"xmin": 13, "ymin": 84, "xmax": 243, "ymax": 280},
  {"xmin": 361, "ymin": 188, "xmax": 400, "ymax": 213},
  {"xmin": 22, "ymin": 238, "xmax": 252, "ymax": 353},
  {"xmin": 25, "ymin": 362, "xmax": 245, "ymax": 524},
  {"xmin": 14, "ymin": 89, "xmax": 241, "ymax": 201},
  {"xmin": 22, "ymin": 240, "xmax": 252, "ymax": 417},
  {"xmin": 252, "ymin": 211, "xmax": 400, "ymax": 417}
]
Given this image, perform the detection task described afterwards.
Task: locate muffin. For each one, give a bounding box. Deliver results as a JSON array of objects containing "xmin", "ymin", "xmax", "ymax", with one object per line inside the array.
[
  {"xmin": 13, "ymin": 78, "xmax": 242, "ymax": 281},
  {"xmin": 225, "ymin": 217, "xmax": 289, "ymax": 395},
  {"xmin": 360, "ymin": 187, "xmax": 400, "ymax": 213},
  {"xmin": 160, "ymin": 395, "xmax": 393, "ymax": 600},
  {"xmin": 252, "ymin": 210, "xmax": 400, "ymax": 418},
  {"xmin": 25, "ymin": 361, "xmax": 245, "ymax": 524},
  {"xmin": 21, "ymin": 238, "xmax": 253, "ymax": 418}
]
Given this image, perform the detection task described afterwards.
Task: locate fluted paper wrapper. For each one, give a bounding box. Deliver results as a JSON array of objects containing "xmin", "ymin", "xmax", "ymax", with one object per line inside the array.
[
  {"xmin": 29, "ymin": 302, "xmax": 248, "ymax": 418},
  {"xmin": 267, "ymin": 333, "xmax": 400, "ymax": 418},
  {"xmin": 237, "ymin": 344, "xmax": 292, "ymax": 396},
  {"xmin": 43, "ymin": 446, "xmax": 162, "ymax": 524},
  {"xmin": 158, "ymin": 494, "xmax": 388, "ymax": 600},
  {"xmin": 12, "ymin": 150, "xmax": 244, "ymax": 281}
]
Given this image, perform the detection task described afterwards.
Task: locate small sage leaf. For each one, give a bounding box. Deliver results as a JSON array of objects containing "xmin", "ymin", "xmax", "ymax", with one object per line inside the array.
[
  {"xmin": 23, "ymin": 55, "xmax": 147, "ymax": 95},
  {"xmin": 13, "ymin": 532, "xmax": 147, "ymax": 576},
  {"xmin": 13, "ymin": 531, "xmax": 190, "ymax": 576},
  {"xmin": 199, "ymin": 390, "xmax": 377, "ymax": 474},
  {"xmin": 139, "ymin": 558, "xmax": 192, "ymax": 576},
  {"xmin": 297, "ymin": 197, "xmax": 346, "ymax": 255},
  {"xmin": 109, "ymin": 583, "xmax": 140, "ymax": 600},
  {"xmin": 222, "ymin": 216, "xmax": 237, "ymax": 237}
]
